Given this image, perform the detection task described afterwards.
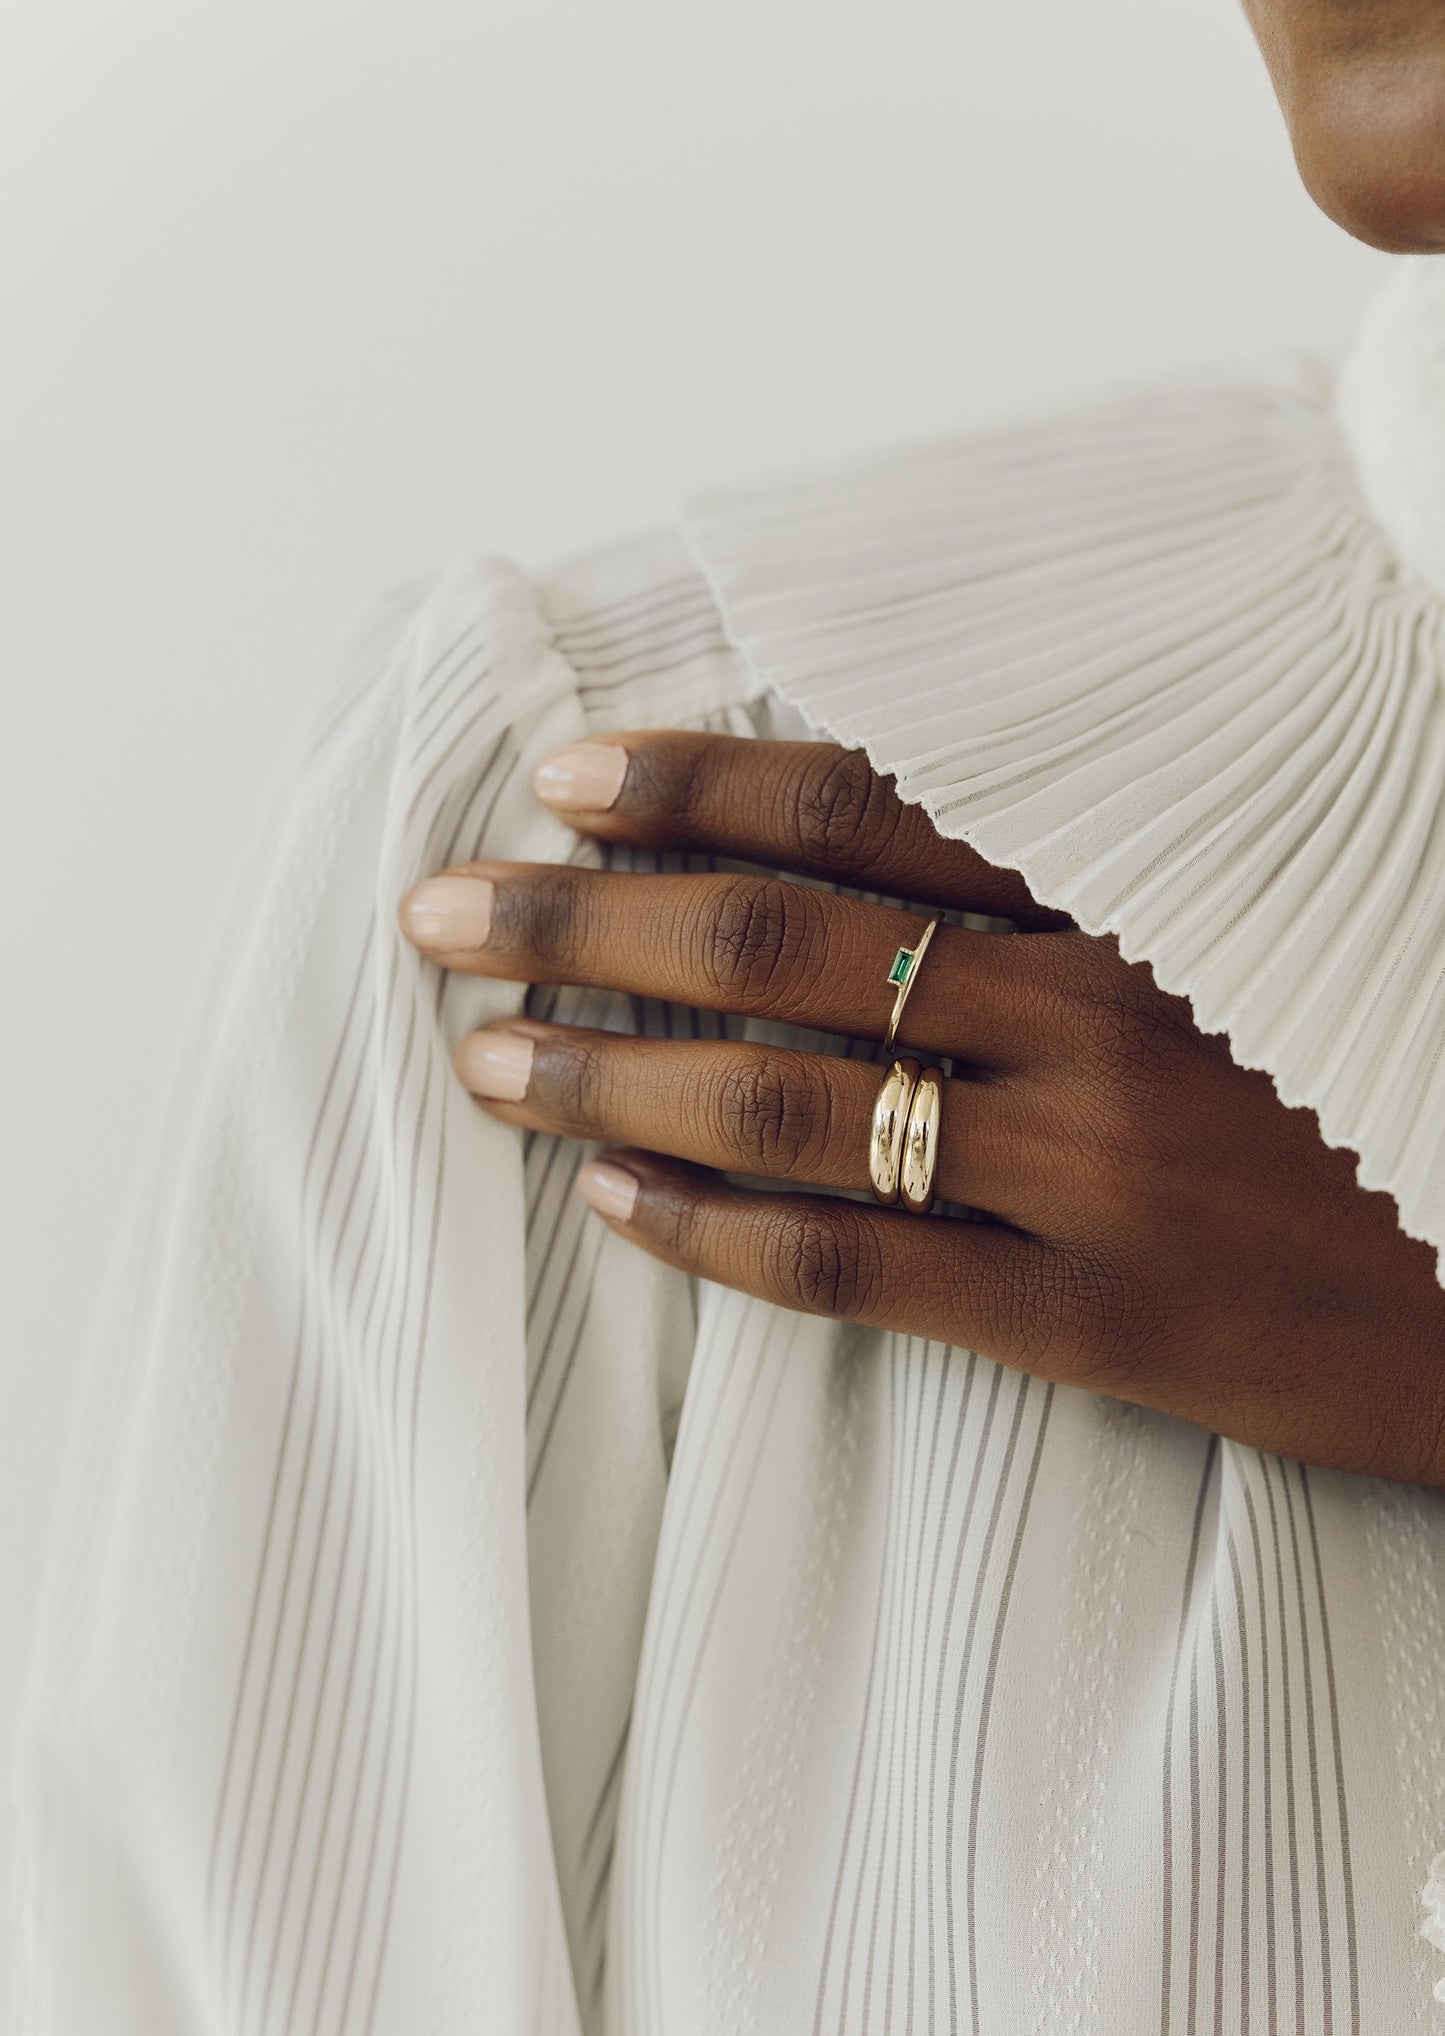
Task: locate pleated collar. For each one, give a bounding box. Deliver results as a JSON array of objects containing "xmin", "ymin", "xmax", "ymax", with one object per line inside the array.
[{"xmin": 683, "ymin": 323, "xmax": 1445, "ymax": 1275}]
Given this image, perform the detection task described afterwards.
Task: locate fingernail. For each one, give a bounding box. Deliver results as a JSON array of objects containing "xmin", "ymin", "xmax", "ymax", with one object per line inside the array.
[
  {"xmin": 533, "ymin": 742, "xmax": 630, "ymax": 812},
  {"xmin": 399, "ymin": 874, "xmax": 494, "ymax": 952},
  {"xmin": 575, "ymin": 1158, "xmax": 640, "ymax": 1222},
  {"xmin": 456, "ymin": 1029, "xmax": 534, "ymax": 1102}
]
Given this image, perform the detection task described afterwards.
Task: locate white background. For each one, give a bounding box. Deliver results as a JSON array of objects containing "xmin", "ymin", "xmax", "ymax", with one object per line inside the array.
[{"xmin": 0, "ymin": 0, "xmax": 1386, "ymax": 1970}]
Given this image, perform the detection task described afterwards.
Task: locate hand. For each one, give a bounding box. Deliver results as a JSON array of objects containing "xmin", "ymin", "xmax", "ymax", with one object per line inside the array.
[{"xmin": 399, "ymin": 732, "xmax": 1445, "ymax": 1487}]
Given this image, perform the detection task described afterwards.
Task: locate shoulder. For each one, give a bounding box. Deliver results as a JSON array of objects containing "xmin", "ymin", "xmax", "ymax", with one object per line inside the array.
[{"xmin": 303, "ymin": 526, "xmax": 760, "ymax": 798}]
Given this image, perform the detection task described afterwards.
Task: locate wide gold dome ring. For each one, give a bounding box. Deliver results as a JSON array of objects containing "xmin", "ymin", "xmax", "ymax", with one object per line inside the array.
[
  {"xmin": 899, "ymin": 1065, "xmax": 943, "ymax": 1215},
  {"xmin": 869, "ymin": 1058, "xmax": 943, "ymax": 1213}
]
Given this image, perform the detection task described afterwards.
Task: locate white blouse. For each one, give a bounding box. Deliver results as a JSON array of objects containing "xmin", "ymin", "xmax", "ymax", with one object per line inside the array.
[{"xmin": 14, "ymin": 257, "xmax": 1445, "ymax": 2034}]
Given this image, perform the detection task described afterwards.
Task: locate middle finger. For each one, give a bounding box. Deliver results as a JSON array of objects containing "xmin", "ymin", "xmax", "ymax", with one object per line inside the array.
[{"xmin": 400, "ymin": 861, "xmax": 1056, "ymax": 1067}]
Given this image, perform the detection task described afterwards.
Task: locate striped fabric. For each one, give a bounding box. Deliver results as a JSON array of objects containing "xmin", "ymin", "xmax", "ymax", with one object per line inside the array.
[{"xmin": 14, "ymin": 301, "xmax": 1445, "ymax": 2029}]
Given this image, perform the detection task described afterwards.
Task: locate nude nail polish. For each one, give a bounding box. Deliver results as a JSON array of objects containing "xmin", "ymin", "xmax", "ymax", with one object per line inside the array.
[
  {"xmin": 399, "ymin": 874, "xmax": 494, "ymax": 952},
  {"xmin": 533, "ymin": 742, "xmax": 630, "ymax": 812},
  {"xmin": 575, "ymin": 1159, "xmax": 640, "ymax": 1222},
  {"xmin": 456, "ymin": 1030, "xmax": 533, "ymax": 1102}
]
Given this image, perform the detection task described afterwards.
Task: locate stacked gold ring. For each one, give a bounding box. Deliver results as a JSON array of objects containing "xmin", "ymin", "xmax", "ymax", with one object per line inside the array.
[{"xmin": 869, "ymin": 1058, "xmax": 944, "ymax": 1215}]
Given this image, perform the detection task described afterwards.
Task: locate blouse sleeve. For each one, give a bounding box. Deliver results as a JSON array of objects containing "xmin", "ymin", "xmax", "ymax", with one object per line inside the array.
[{"xmin": 10, "ymin": 557, "xmax": 595, "ymax": 2034}]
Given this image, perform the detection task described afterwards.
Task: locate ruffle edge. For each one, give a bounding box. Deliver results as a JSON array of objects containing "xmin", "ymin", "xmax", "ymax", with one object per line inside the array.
[{"xmin": 682, "ymin": 361, "xmax": 1445, "ymax": 1280}]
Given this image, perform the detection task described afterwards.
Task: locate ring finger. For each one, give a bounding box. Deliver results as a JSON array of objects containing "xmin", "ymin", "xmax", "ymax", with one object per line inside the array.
[{"xmin": 456, "ymin": 1018, "xmax": 1041, "ymax": 1226}]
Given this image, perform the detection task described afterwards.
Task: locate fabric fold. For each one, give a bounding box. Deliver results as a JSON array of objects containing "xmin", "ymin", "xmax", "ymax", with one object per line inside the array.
[{"xmin": 683, "ymin": 361, "xmax": 1445, "ymax": 1275}]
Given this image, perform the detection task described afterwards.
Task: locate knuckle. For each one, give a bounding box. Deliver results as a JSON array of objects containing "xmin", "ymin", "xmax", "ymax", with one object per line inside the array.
[
  {"xmin": 1056, "ymin": 1017, "xmax": 1202, "ymax": 1227},
  {"xmin": 792, "ymin": 748, "xmax": 899, "ymax": 871},
  {"xmin": 709, "ymin": 1053, "xmax": 833, "ymax": 1177},
  {"xmin": 1068, "ymin": 1097, "xmax": 1165, "ymax": 1220},
  {"xmin": 617, "ymin": 736, "xmax": 699, "ymax": 830},
  {"xmin": 536, "ymin": 1033, "xmax": 610, "ymax": 1135},
  {"xmin": 1047, "ymin": 1245, "xmax": 1162, "ymax": 1391},
  {"xmin": 1069, "ymin": 953, "xmax": 1191, "ymax": 1089},
  {"xmin": 768, "ymin": 1204, "xmax": 884, "ymax": 1319},
  {"xmin": 656, "ymin": 1174, "xmax": 711, "ymax": 1263},
  {"xmin": 499, "ymin": 867, "xmax": 591, "ymax": 970},
  {"xmin": 694, "ymin": 875, "xmax": 819, "ymax": 1007}
]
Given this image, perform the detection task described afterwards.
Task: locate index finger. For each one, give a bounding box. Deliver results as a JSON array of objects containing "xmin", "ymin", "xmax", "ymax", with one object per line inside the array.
[{"xmin": 531, "ymin": 732, "xmax": 1071, "ymax": 929}]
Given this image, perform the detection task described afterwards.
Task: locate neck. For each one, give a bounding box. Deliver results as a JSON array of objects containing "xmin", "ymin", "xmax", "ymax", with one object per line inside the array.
[{"xmin": 1339, "ymin": 257, "xmax": 1445, "ymax": 595}]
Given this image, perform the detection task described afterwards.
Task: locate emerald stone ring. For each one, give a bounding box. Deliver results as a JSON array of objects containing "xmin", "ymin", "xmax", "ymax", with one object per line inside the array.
[{"xmin": 882, "ymin": 915, "xmax": 942, "ymax": 1054}]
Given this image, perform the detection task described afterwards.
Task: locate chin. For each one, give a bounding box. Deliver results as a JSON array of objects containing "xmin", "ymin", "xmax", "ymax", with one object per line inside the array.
[{"xmin": 1289, "ymin": 56, "xmax": 1445, "ymax": 251}]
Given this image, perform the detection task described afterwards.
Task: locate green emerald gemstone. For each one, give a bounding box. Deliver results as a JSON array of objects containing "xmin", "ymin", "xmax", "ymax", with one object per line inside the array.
[{"xmin": 887, "ymin": 946, "xmax": 915, "ymax": 988}]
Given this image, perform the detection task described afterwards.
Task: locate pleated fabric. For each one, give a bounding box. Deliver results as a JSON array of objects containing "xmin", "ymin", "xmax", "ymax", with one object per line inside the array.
[
  {"xmin": 685, "ymin": 357, "xmax": 1445, "ymax": 1273},
  {"xmin": 14, "ymin": 299, "xmax": 1445, "ymax": 2033}
]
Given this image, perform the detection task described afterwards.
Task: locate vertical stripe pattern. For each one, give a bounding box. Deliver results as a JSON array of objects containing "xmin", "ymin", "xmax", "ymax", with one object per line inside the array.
[
  {"xmin": 1158, "ymin": 1449, "xmax": 1361, "ymax": 2036},
  {"xmin": 12, "ymin": 517, "xmax": 1445, "ymax": 2036}
]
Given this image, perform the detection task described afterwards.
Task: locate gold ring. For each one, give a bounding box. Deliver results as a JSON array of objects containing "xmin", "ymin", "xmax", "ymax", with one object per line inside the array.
[
  {"xmin": 869, "ymin": 1058, "xmax": 921, "ymax": 1205},
  {"xmin": 882, "ymin": 917, "xmax": 942, "ymax": 1054},
  {"xmin": 899, "ymin": 1065, "xmax": 943, "ymax": 1215}
]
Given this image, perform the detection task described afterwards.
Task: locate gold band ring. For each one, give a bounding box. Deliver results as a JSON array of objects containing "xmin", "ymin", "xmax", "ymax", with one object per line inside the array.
[
  {"xmin": 899, "ymin": 1064, "xmax": 943, "ymax": 1216},
  {"xmin": 869, "ymin": 1059, "xmax": 945, "ymax": 1212},
  {"xmin": 882, "ymin": 917, "xmax": 942, "ymax": 1054},
  {"xmin": 869, "ymin": 1058, "xmax": 921, "ymax": 1206}
]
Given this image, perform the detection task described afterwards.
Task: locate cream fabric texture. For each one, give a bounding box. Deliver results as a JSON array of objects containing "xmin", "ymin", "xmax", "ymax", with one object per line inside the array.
[{"xmin": 14, "ymin": 262, "xmax": 1445, "ymax": 2031}]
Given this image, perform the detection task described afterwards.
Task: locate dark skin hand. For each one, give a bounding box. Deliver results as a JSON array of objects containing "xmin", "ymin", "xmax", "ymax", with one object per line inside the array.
[
  {"xmin": 398, "ymin": 5, "xmax": 1445, "ymax": 1487},
  {"xmin": 400, "ymin": 733, "xmax": 1445, "ymax": 1488}
]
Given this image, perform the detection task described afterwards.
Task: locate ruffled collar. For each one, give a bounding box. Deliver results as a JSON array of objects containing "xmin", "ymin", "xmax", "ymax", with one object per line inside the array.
[{"xmin": 683, "ymin": 277, "xmax": 1445, "ymax": 1274}]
